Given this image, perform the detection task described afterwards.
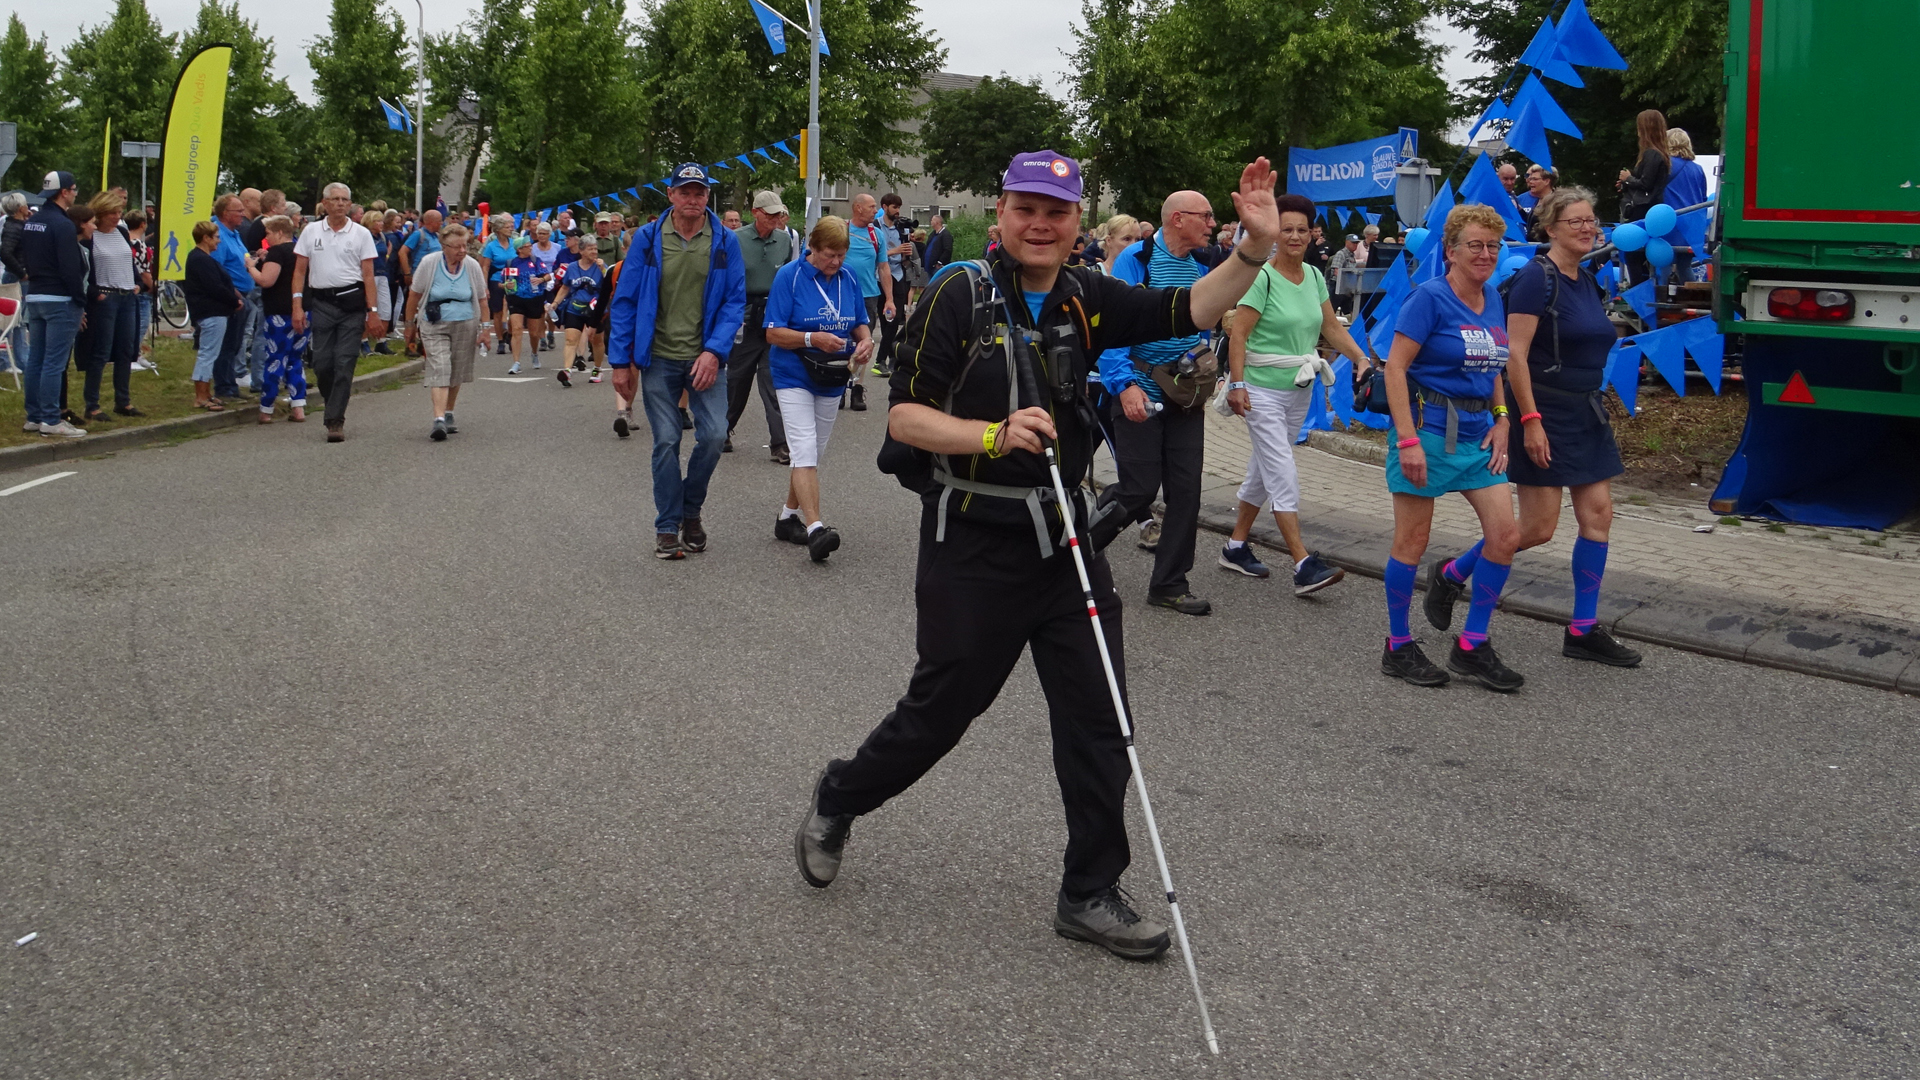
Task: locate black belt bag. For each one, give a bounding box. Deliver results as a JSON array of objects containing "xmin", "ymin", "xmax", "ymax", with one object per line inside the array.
[
  {"xmin": 1533, "ymin": 380, "xmax": 1611, "ymax": 427},
  {"xmin": 744, "ymin": 295, "xmax": 768, "ymax": 326},
  {"xmin": 309, "ymin": 284, "xmax": 367, "ymax": 312},
  {"xmin": 796, "ymin": 347, "xmax": 853, "ymax": 388}
]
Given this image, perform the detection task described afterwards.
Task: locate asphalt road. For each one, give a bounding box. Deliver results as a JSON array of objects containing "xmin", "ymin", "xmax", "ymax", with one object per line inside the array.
[{"xmin": 3, "ymin": 361, "xmax": 1916, "ymax": 1079}]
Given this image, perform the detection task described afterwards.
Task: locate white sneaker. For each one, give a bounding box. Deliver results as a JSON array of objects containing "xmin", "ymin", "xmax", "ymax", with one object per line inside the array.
[
  {"xmin": 40, "ymin": 421, "xmax": 87, "ymax": 438},
  {"xmin": 506, "ymin": 362, "xmax": 522, "ymax": 374},
  {"xmin": 236, "ymin": 374, "xmax": 252, "ymax": 389},
  {"xmin": 131, "ymin": 358, "xmax": 156, "ymax": 372},
  {"xmin": 532, "ymin": 358, "xmax": 542, "ymax": 370},
  {"xmin": 23, "ymin": 421, "xmax": 41, "ymax": 432}
]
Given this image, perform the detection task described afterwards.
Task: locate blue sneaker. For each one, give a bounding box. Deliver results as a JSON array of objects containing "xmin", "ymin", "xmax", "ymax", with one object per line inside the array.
[
  {"xmin": 1218, "ymin": 543, "xmax": 1270, "ymax": 578},
  {"xmin": 1293, "ymin": 552, "xmax": 1346, "ymax": 596}
]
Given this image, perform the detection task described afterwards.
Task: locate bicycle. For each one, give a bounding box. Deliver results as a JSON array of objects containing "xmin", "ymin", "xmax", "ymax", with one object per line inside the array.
[{"xmin": 156, "ymin": 281, "xmax": 189, "ymax": 329}]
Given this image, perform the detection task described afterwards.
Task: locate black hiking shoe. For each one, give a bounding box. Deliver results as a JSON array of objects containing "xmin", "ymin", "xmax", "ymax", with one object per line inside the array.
[
  {"xmin": 794, "ymin": 769, "xmax": 855, "ymax": 887},
  {"xmin": 1381, "ymin": 639, "xmax": 1449, "ymax": 687},
  {"xmin": 807, "ymin": 525, "xmax": 841, "ymax": 563},
  {"xmin": 1563, "ymin": 627, "xmax": 1643, "ymax": 667},
  {"xmin": 681, "ymin": 517, "xmax": 707, "ymax": 553},
  {"xmin": 1448, "ymin": 638, "xmax": 1525, "ymax": 693},
  {"xmin": 849, "ymin": 384, "xmax": 868, "ymax": 411},
  {"xmin": 774, "ymin": 515, "xmax": 808, "ymax": 545},
  {"xmin": 655, "ymin": 533, "xmax": 685, "ymax": 560},
  {"xmin": 1054, "ymin": 886, "xmax": 1170, "ymax": 960},
  {"xmin": 1147, "ymin": 592, "xmax": 1211, "ymax": 616},
  {"xmin": 1424, "ymin": 556, "xmax": 1465, "ymax": 631},
  {"xmin": 614, "ymin": 412, "xmax": 631, "ymax": 439}
]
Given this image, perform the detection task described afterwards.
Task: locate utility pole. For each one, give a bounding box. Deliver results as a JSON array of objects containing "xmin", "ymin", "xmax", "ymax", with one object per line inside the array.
[
  {"xmin": 414, "ymin": 0, "xmax": 427, "ymax": 214},
  {"xmin": 805, "ymin": 0, "xmax": 821, "ymax": 235}
]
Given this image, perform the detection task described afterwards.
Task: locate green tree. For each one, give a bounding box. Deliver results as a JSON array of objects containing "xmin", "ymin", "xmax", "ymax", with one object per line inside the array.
[
  {"xmin": 1434, "ymin": 0, "xmax": 1724, "ymax": 199},
  {"xmin": 1071, "ymin": 0, "xmax": 1219, "ymax": 217},
  {"xmin": 176, "ymin": 1, "xmax": 305, "ymax": 194},
  {"xmin": 62, "ymin": 0, "xmax": 177, "ymax": 192},
  {"xmin": 0, "ymin": 16, "xmax": 66, "ymax": 189},
  {"xmin": 635, "ymin": 0, "xmax": 944, "ymax": 210},
  {"xmin": 424, "ymin": 0, "xmax": 528, "ymax": 207},
  {"xmin": 307, "ymin": 0, "xmax": 414, "ymax": 204},
  {"xmin": 485, "ymin": 0, "xmax": 638, "ymax": 212},
  {"xmin": 921, "ymin": 76, "xmax": 1074, "ymax": 198}
]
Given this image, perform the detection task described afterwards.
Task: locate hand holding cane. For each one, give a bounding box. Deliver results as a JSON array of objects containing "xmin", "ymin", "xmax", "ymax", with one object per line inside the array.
[{"xmin": 1006, "ymin": 321, "xmax": 1221, "ymax": 1056}]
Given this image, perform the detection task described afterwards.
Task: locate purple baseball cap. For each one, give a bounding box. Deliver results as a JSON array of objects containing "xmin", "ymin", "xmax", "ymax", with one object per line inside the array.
[{"xmin": 1000, "ymin": 150, "xmax": 1082, "ymax": 203}]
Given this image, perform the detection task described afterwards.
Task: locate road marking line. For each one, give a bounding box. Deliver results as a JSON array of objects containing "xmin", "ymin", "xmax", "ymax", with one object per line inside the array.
[
  {"xmin": 481, "ymin": 377, "xmax": 544, "ymax": 383},
  {"xmin": 0, "ymin": 471, "xmax": 76, "ymax": 497}
]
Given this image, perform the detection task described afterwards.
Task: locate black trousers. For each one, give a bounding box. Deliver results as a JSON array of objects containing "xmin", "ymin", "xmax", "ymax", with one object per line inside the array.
[
  {"xmin": 1108, "ymin": 399, "xmax": 1205, "ymax": 598},
  {"xmin": 876, "ymin": 288, "xmax": 903, "ymax": 369},
  {"xmin": 819, "ymin": 510, "xmax": 1134, "ymax": 900},
  {"xmin": 309, "ymin": 302, "xmax": 363, "ymax": 426},
  {"xmin": 725, "ymin": 314, "xmax": 786, "ymax": 451}
]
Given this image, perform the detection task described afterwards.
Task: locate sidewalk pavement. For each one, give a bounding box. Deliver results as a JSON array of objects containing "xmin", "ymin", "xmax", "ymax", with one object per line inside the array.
[{"xmin": 1095, "ymin": 407, "xmax": 1920, "ymax": 693}]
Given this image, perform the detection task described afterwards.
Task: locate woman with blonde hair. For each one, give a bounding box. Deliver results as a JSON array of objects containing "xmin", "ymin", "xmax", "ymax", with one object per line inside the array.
[
  {"xmin": 1379, "ymin": 203, "xmax": 1520, "ymax": 691},
  {"xmin": 1099, "ymin": 214, "xmax": 1138, "ymax": 274}
]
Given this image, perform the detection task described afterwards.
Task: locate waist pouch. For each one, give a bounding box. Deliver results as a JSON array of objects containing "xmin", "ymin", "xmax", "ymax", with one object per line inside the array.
[
  {"xmin": 1134, "ymin": 344, "xmax": 1219, "ymax": 411},
  {"xmin": 1409, "ymin": 379, "xmax": 1491, "ymax": 455},
  {"xmin": 1533, "ymin": 380, "xmax": 1611, "ymax": 427},
  {"xmin": 796, "ymin": 347, "xmax": 853, "ymax": 388},
  {"xmin": 309, "ymin": 284, "xmax": 367, "ymax": 312}
]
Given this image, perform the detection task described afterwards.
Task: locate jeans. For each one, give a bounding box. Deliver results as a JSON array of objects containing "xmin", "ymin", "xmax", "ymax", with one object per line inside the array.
[
  {"xmin": 1109, "ymin": 399, "xmax": 1206, "ymax": 598},
  {"xmin": 641, "ymin": 357, "xmax": 728, "ymax": 534},
  {"xmin": 213, "ymin": 300, "xmax": 246, "ymax": 397},
  {"xmin": 84, "ymin": 292, "xmax": 139, "ymax": 412},
  {"xmin": 193, "ymin": 316, "xmax": 228, "ymax": 382},
  {"xmin": 240, "ymin": 290, "xmax": 266, "ymax": 389},
  {"xmin": 309, "ymin": 303, "xmax": 363, "ymax": 426},
  {"xmin": 23, "ymin": 299, "xmax": 83, "ymax": 425},
  {"xmin": 135, "ymin": 290, "xmax": 152, "ymax": 347}
]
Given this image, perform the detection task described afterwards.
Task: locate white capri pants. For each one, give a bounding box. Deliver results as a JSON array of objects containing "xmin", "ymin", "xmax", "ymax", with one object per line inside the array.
[
  {"xmin": 777, "ymin": 386, "xmax": 841, "ymax": 469},
  {"xmin": 1235, "ymin": 382, "xmax": 1315, "ymax": 514}
]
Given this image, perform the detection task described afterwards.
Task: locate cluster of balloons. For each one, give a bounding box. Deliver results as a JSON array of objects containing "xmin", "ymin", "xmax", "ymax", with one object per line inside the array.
[{"xmin": 1609, "ymin": 203, "xmax": 1679, "ymax": 274}]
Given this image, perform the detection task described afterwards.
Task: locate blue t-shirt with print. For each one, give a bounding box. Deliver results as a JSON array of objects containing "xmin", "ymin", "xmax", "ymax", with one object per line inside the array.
[
  {"xmin": 403, "ymin": 227, "xmax": 441, "ymax": 270},
  {"xmin": 561, "ymin": 262, "xmax": 604, "ymax": 314},
  {"xmin": 843, "ymin": 220, "xmax": 887, "ymax": 299},
  {"xmin": 482, "ymin": 237, "xmax": 516, "ymax": 283},
  {"xmin": 1394, "ymin": 276, "xmax": 1509, "ymax": 440},
  {"xmin": 765, "ymin": 257, "xmax": 869, "ymax": 397},
  {"xmin": 503, "ymin": 255, "xmax": 547, "ymax": 299}
]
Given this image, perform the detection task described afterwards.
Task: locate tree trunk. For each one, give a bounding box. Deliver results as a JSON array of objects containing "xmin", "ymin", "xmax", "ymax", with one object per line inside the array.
[{"xmin": 459, "ymin": 119, "xmax": 489, "ymax": 208}]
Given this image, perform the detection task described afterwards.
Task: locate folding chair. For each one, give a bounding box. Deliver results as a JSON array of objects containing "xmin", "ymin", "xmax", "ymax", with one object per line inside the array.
[{"xmin": 0, "ymin": 295, "xmax": 21, "ymax": 393}]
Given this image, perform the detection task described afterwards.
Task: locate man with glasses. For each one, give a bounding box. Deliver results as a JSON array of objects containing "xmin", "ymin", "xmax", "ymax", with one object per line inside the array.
[{"xmin": 1097, "ymin": 190, "xmax": 1221, "ymax": 615}]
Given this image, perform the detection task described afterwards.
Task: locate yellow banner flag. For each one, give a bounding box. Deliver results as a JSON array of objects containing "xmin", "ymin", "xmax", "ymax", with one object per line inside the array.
[
  {"xmin": 102, "ymin": 117, "xmax": 111, "ymax": 190},
  {"xmin": 158, "ymin": 45, "xmax": 233, "ymax": 281}
]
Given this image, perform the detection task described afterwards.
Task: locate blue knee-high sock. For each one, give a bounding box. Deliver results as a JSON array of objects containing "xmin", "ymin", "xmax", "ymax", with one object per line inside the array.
[
  {"xmin": 1569, "ymin": 537, "xmax": 1608, "ymax": 635},
  {"xmin": 1385, "ymin": 558, "xmax": 1418, "ymax": 647},
  {"xmin": 1443, "ymin": 539, "xmax": 1485, "ymax": 584},
  {"xmin": 1458, "ymin": 558, "xmax": 1512, "ymax": 649}
]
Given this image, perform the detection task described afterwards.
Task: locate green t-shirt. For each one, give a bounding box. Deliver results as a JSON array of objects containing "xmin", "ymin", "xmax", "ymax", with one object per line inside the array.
[
  {"xmin": 1236, "ymin": 262, "xmax": 1329, "ymax": 390},
  {"xmin": 652, "ymin": 219, "xmax": 713, "ymax": 361}
]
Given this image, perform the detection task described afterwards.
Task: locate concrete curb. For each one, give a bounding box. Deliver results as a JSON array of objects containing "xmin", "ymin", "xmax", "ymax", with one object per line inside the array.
[{"xmin": 0, "ymin": 358, "xmax": 424, "ymax": 474}]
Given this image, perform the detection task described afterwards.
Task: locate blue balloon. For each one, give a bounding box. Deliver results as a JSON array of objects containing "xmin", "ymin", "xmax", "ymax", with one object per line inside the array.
[
  {"xmin": 1612, "ymin": 223, "xmax": 1648, "ymax": 252},
  {"xmin": 1405, "ymin": 227, "xmax": 1430, "ymax": 252},
  {"xmin": 1646, "ymin": 237, "xmax": 1674, "ymax": 269},
  {"xmin": 1644, "ymin": 203, "xmax": 1677, "ymax": 238},
  {"xmin": 1502, "ymin": 254, "xmax": 1533, "ymax": 274}
]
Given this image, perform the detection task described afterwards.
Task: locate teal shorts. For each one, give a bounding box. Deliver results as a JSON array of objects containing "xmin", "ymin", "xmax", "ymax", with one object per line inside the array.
[{"xmin": 1386, "ymin": 427, "xmax": 1507, "ymax": 497}]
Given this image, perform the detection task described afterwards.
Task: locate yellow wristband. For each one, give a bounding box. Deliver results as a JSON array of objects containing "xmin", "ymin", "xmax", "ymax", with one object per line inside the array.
[
  {"xmin": 1492, "ymin": 405, "xmax": 1509, "ymax": 417},
  {"xmin": 983, "ymin": 421, "xmax": 1003, "ymax": 458}
]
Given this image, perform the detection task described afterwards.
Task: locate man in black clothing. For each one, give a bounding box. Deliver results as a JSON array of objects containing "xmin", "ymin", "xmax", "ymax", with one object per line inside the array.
[
  {"xmin": 922, "ymin": 213, "xmax": 954, "ymax": 276},
  {"xmin": 793, "ymin": 149, "xmax": 1280, "ymax": 959},
  {"xmin": 1304, "ymin": 225, "xmax": 1332, "ymax": 273}
]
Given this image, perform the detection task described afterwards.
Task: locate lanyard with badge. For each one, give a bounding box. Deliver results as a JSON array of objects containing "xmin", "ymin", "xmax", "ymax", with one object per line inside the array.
[{"xmin": 812, "ymin": 273, "xmax": 852, "ymax": 347}]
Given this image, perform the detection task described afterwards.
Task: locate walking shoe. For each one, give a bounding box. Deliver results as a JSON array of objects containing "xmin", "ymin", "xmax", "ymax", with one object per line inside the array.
[
  {"xmin": 1053, "ymin": 886, "xmax": 1170, "ymax": 960},
  {"xmin": 772, "ymin": 446, "xmax": 791, "ymax": 465},
  {"xmin": 1218, "ymin": 543, "xmax": 1270, "ymax": 578},
  {"xmin": 722, "ymin": 433, "xmax": 734, "ymax": 453},
  {"xmin": 680, "ymin": 406, "xmax": 694, "ymax": 430},
  {"xmin": 497, "ymin": 340, "xmax": 509, "ymax": 355},
  {"xmin": 1147, "ymin": 592, "xmax": 1211, "ymax": 616},
  {"xmin": 1423, "ymin": 557, "xmax": 1464, "ymax": 631},
  {"xmin": 374, "ymin": 340, "xmax": 393, "ymax": 355},
  {"xmin": 1381, "ymin": 639, "xmax": 1449, "ymax": 687},
  {"xmin": 870, "ymin": 364, "xmax": 891, "ymax": 378},
  {"xmin": 1293, "ymin": 553, "xmax": 1346, "ymax": 596},
  {"xmin": 806, "ymin": 525, "xmax": 841, "ymax": 563},
  {"xmin": 325, "ymin": 422, "xmax": 345, "ymax": 444},
  {"xmin": 655, "ymin": 533, "xmax": 685, "ymax": 560},
  {"xmin": 1448, "ymin": 638, "xmax": 1525, "ymax": 693},
  {"xmin": 114, "ymin": 405, "xmax": 146, "ymax": 417},
  {"xmin": 430, "ymin": 419, "xmax": 447, "ymax": 442},
  {"xmin": 1138, "ymin": 519, "xmax": 1161, "ymax": 551},
  {"xmin": 794, "ymin": 768, "xmax": 854, "ymax": 888},
  {"xmin": 850, "ymin": 384, "xmax": 867, "ymax": 411},
  {"xmin": 532, "ymin": 357, "xmax": 542, "ymax": 370},
  {"xmin": 38, "ymin": 421, "xmax": 87, "ymax": 438},
  {"xmin": 83, "ymin": 409, "xmax": 114, "ymax": 424},
  {"xmin": 681, "ymin": 517, "xmax": 708, "ymax": 553},
  {"xmin": 588, "ymin": 372, "xmax": 603, "ymax": 384},
  {"xmin": 506, "ymin": 362, "xmax": 522, "ymax": 375},
  {"xmin": 1563, "ymin": 627, "xmax": 1643, "ymax": 667},
  {"xmin": 22, "ymin": 421, "xmax": 41, "ymax": 432},
  {"xmin": 572, "ymin": 358, "xmax": 587, "ymax": 372},
  {"xmin": 774, "ymin": 515, "xmax": 808, "ymax": 545},
  {"xmin": 556, "ymin": 369, "xmax": 572, "ymax": 387},
  {"xmin": 442, "ymin": 411, "xmax": 458, "ymax": 434},
  {"xmin": 614, "ymin": 412, "xmax": 631, "ymax": 439},
  {"xmin": 360, "ymin": 340, "xmax": 372, "ymax": 356}
]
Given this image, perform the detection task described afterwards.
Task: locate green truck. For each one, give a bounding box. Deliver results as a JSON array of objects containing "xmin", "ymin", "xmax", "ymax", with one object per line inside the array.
[{"xmin": 1712, "ymin": 0, "xmax": 1920, "ymax": 527}]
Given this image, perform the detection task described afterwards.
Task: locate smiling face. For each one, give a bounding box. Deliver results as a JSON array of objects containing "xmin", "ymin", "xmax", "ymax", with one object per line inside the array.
[
  {"xmin": 1449, "ymin": 222, "xmax": 1503, "ymax": 287},
  {"xmin": 994, "ymin": 190, "xmax": 1083, "ymax": 274},
  {"xmin": 1545, "ymin": 200, "xmax": 1599, "ymax": 257},
  {"xmin": 1276, "ymin": 211, "xmax": 1311, "ymax": 262}
]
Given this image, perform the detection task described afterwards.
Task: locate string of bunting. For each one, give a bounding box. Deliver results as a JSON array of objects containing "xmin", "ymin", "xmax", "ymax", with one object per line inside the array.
[{"xmin": 510, "ymin": 136, "xmax": 802, "ymax": 231}]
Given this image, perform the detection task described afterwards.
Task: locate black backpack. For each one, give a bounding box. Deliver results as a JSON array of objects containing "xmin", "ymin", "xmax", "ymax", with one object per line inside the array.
[
  {"xmin": 1497, "ymin": 254, "xmax": 1601, "ymax": 377},
  {"xmin": 876, "ymin": 259, "xmax": 1006, "ymax": 494}
]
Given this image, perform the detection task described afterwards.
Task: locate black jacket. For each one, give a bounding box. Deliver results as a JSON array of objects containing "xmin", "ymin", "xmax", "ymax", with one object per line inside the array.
[
  {"xmin": 890, "ymin": 247, "xmax": 1199, "ymax": 533},
  {"xmin": 184, "ymin": 247, "xmax": 242, "ymax": 323},
  {"xmin": 19, "ymin": 202, "xmax": 87, "ymax": 301},
  {"xmin": 922, "ymin": 228, "xmax": 954, "ymax": 274},
  {"xmin": 1, "ymin": 216, "xmax": 25, "ymax": 279}
]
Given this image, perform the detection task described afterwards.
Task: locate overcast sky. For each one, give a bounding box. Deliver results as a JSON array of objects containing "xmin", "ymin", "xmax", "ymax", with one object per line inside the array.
[{"xmin": 22, "ymin": 0, "xmax": 1489, "ymax": 111}]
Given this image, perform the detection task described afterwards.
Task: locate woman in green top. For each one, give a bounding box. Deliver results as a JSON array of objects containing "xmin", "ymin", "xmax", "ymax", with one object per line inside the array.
[{"xmin": 1219, "ymin": 192, "xmax": 1375, "ymax": 594}]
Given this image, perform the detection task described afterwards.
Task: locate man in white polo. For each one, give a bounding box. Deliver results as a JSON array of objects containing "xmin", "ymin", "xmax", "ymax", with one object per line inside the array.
[{"xmin": 291, "ymin": 182, "xmax": 384, "ymax": 442}]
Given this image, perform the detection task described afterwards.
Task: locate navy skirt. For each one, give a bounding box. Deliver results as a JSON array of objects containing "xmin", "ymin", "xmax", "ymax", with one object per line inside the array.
[{"xmin": 1507, "ymin": 382, "xmax": 1625, "ymax": 488}]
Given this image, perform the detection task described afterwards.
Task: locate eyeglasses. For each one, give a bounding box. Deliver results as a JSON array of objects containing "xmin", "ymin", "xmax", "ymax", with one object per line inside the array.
[
  {"xmin": 1560, "ymin": 217, "xmax": 1599, "ymax": 228},
  {"xmin": 1453, "ymin": 240, "xmax": 1500, "ymax": 254},
  {"xmin": 1176, "ymin": 210, "xmax": 1217, "ymax": 224}
]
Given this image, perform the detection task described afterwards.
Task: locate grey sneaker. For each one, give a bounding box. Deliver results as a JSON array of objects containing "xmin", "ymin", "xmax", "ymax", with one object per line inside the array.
[
  {"xmin": 22, "ymin": 421, "xmax": 40, "ymax": 433},
  {"xmin": 430, "ymin": 418, "xmax": 447, "ymax": 442},
  {"xmin": 1054, "ymin": 886, "xmax": 1170, "ymax": 960},
  {"xmin": 1137, "ymin": 519, "xmax": 1162, "ymax": 551},
  {"xmin": 442, "ymin": 411, "xmax": 457, "ymax": 434},
  {"xmin": 39, "ymin": 421, "xmax": 87, "ymax": 438},
  {"xmin": 794, "ymin": 769, "xmax": 855, "ymax": 888},
  {"xmin": 1147, "ymin": 592, "xmax": 1211, "ymax": 616}
]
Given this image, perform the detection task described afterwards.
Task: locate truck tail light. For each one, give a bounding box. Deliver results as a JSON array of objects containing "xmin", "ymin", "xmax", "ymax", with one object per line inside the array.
[{"xmin": 1767, "ymin": 288, "xmax": 1855, "ymax": 321}]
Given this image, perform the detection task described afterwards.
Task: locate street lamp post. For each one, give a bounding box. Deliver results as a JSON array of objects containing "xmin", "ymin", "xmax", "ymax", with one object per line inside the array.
[
  {"xmin": 805, "ymin": 0, "xmax": 821, "ymax": 235},
  {"xmin": 414, "ymin": 0, "xmax": 426, "ymax": 214},
  {"xmin": 120, "ymin": 140, "xmax": 164, "ymax": 212}
]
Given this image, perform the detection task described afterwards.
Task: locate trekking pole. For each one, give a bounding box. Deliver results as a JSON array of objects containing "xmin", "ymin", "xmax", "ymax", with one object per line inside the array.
[{"xmin": 1006, "ymin": 321, "xmax": 1220, "ymax": 1056}]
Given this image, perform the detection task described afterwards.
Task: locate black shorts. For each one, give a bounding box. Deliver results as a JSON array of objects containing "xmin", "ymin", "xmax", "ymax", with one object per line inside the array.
[
  {"xmin": 506, "ymin": 294, "xmax": 546, "ymax": 320},
  {"xmin": 559, "ymin": 309, "xmax": 596, "ymax": 331},
  {"xmin": 488, "ymin": 282, "xmax": 505, "ymax": 316}
]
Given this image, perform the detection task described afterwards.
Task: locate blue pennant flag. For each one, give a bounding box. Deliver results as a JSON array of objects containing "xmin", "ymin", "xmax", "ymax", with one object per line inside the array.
[
  {"xmin": 1635, "ymin": 323, "xmax": 1688, "ymax": 395},
  {"xmin": 737, "ymin": 154, "xmax": 757, "ymax": 171},
  {"xmin": 1512, "ymin": 73, "xmax": 1582, "ymax": 138},
  {"xmin": 589, "ymin": 196, "xmax": 601, "ymax": 210},
  {"xmin": 1411, "ymin": 181, "xmax": 1455, "ymax": 282},
  {"xmin": 1467, "ymin": 97, "xmax": 1508, "ymax": 143},
  {"xmin": 1381, "ymin": 253, "xmax": 1412, "ymax": 305},
  {"xmin": 1363, "ymin": 211, "xmax": 1381, "ymax": 226},
  {"xmin": 753, "ymin": 148, "xmax": 776, "ymax": 162},
  {"xmin": 513, "ymin": 213, "xmax": 523, "ymax": 230},
  {"xmin": 1678, "ymin": 316, "xmax": 1725, "ymax": 393},
  {"xmin": 1460, "ymin": 153, "xmax": 1525, "ymax": 241},
  {"xmin": 625, "ymin": 188, "xmax": 640, "ymax": 199},
  {"xmin": 378, "ymin": 98, "xmax": 410, "ymax": 133},
  {"xmin": 1622, "ymin": 279, "xmax": 1657, "ymax": 323},
  {"xmin": 774, "ymin": 139, "xmax": 798, "ymax": 160},
  {"xmin": 1506, "ymin": 101, "xmax": 1553, "ymax": 170},
  {"xmin": 748, "ymin": 0, "xmax": 788, "ymax": 54},
  {"xmin": 711, "ymin": 160, "xmax": 732, "ymax": 170},
  {"xmin": 1607, "ymin": 341, "xmax": 1641, "ymax": 416},
  {"xmin": 1674, "ymin": 208, "xmax": 1710, "ymax": 254},
  {"xmin": 817, "ymin": 29, "xmax": 830, "ymax": 56},
  {"xmin": 1556, "ymin": 0, "xmax": 1628, "ymax": 70},
  {"xmin": 1519, "ymin": 19, "xmax": 1584, "ymax": 87}
]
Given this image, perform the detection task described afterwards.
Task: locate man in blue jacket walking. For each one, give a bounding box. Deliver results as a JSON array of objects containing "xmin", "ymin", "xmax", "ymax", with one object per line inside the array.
[{"xmin": 607, "ymin": 164, "xmax": 747, "ymax": 560}]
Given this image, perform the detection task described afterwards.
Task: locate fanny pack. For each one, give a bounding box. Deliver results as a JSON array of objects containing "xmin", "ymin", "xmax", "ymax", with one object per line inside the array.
[
  {"xmin": 795, "ymin": 347, "xmax": 853, "ymax": 388},
  {"xmin": 1134, "ymin": 344, "xmax": 1219, "ymax": 411},
  {"xmin": 308, "ymin": 284, "xmax": 367, "ymax": 312}
]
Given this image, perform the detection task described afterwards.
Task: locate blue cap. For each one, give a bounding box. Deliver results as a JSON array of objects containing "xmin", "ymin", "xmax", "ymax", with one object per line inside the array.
[
  {"xmin": 39, "ymin": 170, "xmax": 76, "ymax": 196},
  {"xmin": 1000, "ymin": 151, "xmax": 1082, "ymax": 203},
  {"xmin": 668, "ymin": 163, "xmax": 712, "ymax": 189}
]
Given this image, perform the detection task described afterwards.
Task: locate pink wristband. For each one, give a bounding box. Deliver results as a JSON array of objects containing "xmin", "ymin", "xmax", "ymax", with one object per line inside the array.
[{"xmin": 1396, "ymin": 436, "xmax": 1420, "ymax": 449}]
